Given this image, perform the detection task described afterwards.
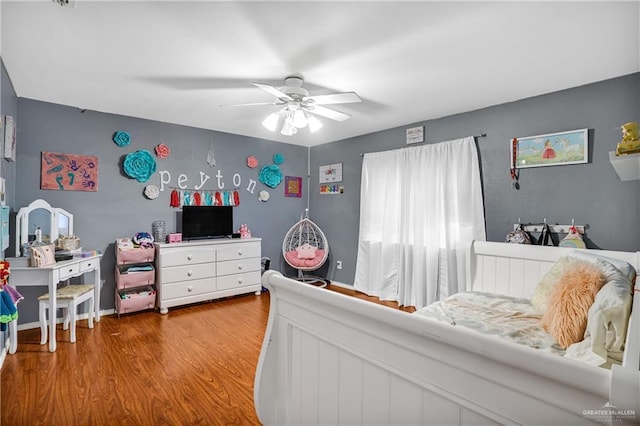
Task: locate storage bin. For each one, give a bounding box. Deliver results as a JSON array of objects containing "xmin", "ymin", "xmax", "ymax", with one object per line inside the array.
[
  {"xmin": 115, "ymin": 264, "xmax": 155, "ymax": 290},
  {"xmin": 116, "ymin": 286, "xmax": 156, "ymax": 314},
  {"xmin": 116, "ymin": 247, "xmax": 155, "ymax": 264}
]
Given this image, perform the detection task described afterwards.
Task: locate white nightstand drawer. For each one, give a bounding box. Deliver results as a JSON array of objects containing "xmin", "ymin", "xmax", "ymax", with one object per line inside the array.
[
  {"xmin": 217, "ymin": 257, "xmax": 261, "ymax": 277},
  {"xmin": 161, "ymin": 276, "xmax": 216, "ymax": 300},
  {"xmin": 217, "ymin": 271, "xmax": 261, "ymax": 291},
  {"xmin": 161, "ymin": 263, "xmax": 215, "ymax": 284},
  {"xmin": 217, "ymin": 242, "xmax": 261, "ymax": 262},
  {"xmin": 160, "ymin": 246, "xmax": 216, "ymax": 267}
]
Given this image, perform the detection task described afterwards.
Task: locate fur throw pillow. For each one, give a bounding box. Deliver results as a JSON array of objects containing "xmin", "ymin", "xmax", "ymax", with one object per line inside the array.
[
  {"xmin": 541, "ymin": 262, "xmax": 606, "ymax": 349},
  {"xmin": 531, "ymin": 256, "xmax": 580, "ymax": 313}
]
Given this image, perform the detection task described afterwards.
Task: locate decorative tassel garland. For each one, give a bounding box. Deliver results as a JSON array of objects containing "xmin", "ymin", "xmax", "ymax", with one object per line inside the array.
[
  {"xmin": 170, "ymin": 189, "xmax": 180, "ymax": 207},
  {"xmin": 169, "ymin": 188, "xmax": 241, "ymax": 208}
]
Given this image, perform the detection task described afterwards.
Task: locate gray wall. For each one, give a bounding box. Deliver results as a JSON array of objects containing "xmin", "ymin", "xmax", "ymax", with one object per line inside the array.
[
  {"xmin": 5, "ymin": 67, "xmax": 640, "ymax": 323},
  {"xmin": 1, "ymin": 60, "xmax": 16, "ymax": 208},
  {"xmin": 13, "ymin": 99, "xmax": 308, "ymax": 323},
  {"xmin": 310, "ymin": 73, "xmax": 640, "ymax": 285},
  {"xmin": 0, "ymin": 59, "xmax": 17, "ymax": 349}
]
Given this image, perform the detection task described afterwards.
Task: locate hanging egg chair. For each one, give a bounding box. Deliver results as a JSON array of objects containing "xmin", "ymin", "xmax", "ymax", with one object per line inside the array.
[{"xmin": 282, "ymin": 209, "xmax": 330, "ymax": 286}]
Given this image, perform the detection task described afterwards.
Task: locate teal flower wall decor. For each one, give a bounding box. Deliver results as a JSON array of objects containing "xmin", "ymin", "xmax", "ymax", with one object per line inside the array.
[
  {"xmin": 258, "ymin": 164, "xmax": 283, "ymax": 189},
  {"xmin": 113, "ymin": 131, "xmax": 131, "ymax": 147},
  {"xmin": 124, "ymin": 150, "xmax": 156, "ymax": 183},
  {"xmin": 273, "ymin": 152, "xmax": 285, "ymax": 165}
]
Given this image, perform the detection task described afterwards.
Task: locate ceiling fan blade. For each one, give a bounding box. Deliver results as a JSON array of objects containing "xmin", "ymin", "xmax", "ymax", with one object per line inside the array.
[
  {"xmin": 219, "ymin": 101, "xmax": 284, "ymax": 108},
  {"xmin": 305, "ymin": 92, "xmax": 361, "ymax": 105},
  {"xmin": 306, "ymin": 105, "xmax": 351, "ymax": 122},
  {"xmin": 252, "ymin": 82, "xmax": 293, "ymax": 101}
]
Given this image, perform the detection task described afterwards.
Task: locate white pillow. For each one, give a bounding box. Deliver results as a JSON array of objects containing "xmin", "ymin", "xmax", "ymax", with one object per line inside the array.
[
  {"xmin": 585, "ymin": 258, "xmax": 634, "ymax": 364},
  {"xmin": 567, "ymin": 250, "xmax": 637, "ymax": 284}
]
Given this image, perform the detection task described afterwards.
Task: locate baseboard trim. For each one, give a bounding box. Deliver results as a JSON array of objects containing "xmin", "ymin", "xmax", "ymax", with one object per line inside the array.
[
  {"xmin": 328, "ymin": 280, "xmax": 353, "ymax": 290},
  {"xmin": 17, "ymin": 308, "xmax": 116, "ymax": 332}
]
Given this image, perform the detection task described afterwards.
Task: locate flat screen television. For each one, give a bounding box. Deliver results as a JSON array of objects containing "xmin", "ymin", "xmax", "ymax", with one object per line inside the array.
[{"xmin": 181, "ymin": 206, "xmax": 233, "ymax": 240}]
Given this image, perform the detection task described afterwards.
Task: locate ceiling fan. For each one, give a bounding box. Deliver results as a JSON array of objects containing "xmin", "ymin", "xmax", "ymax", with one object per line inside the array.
[{"xmin": 221, "ymin": 76, "xmax": 361, "ymax": 136}]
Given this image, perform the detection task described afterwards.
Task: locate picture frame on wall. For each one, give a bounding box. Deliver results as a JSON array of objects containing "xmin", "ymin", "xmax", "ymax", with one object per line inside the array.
[
  {"xmin": 511, "ymin": 128, "xmax": 588, "ymax": 169},
  {"xmin": 3, "ymin": 115, "xmax": 16, "ymax": 162}
]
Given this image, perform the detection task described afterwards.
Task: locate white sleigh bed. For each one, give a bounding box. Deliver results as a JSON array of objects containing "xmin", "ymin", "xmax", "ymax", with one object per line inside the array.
[{"xmin": 254, "ymin": 241, "xmax": 640, "ymax": 425}]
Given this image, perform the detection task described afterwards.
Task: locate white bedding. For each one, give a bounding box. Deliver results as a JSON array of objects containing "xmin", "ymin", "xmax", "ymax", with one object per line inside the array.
[{"xmin": 414, "ymin": 291, "xmax": 612, "ymax": 367}]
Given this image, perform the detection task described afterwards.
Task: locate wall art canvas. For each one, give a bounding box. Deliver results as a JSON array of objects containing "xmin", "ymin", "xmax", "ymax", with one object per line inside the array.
[
  {"xmin": 511, "ymin": 128, "xmax": 588, "ymax": 169},
  {"xmin": 285, "ymin": 176, "xmax": 302, "ymax": 198},
  {"xmin": 319, "ymin": 163, "xmax": 343, "ymax": 183},
  {"xmin": 41, "ymin": 151, "xmax": 99, "ymax": 192},
  {"xmin": 3, "ymin": 115, "xmax": 16, "ymax": 162}
]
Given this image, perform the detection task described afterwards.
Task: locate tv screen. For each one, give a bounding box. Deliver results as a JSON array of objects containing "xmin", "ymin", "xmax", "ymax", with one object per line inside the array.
[{"xmin": 182, "ymin": 206, "xmax": 233, "ymax": 240}]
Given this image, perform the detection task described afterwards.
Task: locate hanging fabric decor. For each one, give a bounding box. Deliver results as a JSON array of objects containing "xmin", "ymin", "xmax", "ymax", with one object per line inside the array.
[
  {"xmin": 123, "ymin": 150, "xmax": 156, "ymax": 183},
  {"xmin": 170, "ymin": 189, "xmax": 180, "ymax": 207},
  {"xmin": 168, "ymin": 189, "xmax": 241, "ymax": 208},
  {"xmin": 113, "ymin": 131, "xmax": 131, "ymax": 147},
  {"xmin": 259, "ymin": 164, "xmax": 283, "ymax": 189},
  {"xmin": 207, "ymin": 141, "xmax": 216, "ymax": 167},
  {"xmin": 559, "ymin": 226, "xmax": 586, "ymax": 248}
]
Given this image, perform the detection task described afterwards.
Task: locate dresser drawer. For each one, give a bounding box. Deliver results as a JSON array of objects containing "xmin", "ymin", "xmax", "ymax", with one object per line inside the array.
[
  {"xmin": 217, "ymin": 242, "xmax": 261, "ymax": 262},
  {"xmin": 217, "ymin": 271, "xmax": 261, "ymax": 291},
  {"xmin": 160, "ymin": 246, "xmax": 216, "ymax": 267},
  {"xmin": 160, "ymin": 263, "xmax": 215, "ymax": 285},
  {"xmin": 217, "ymin": 257, "xmax": 261, "ymax": 277},
  {"xmin": 161, "ymin": 277, "xmax": 216, "ymax": 300}
]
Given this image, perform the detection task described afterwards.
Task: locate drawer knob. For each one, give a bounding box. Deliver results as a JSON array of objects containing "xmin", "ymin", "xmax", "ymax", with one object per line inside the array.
[
  {"xmin": 238, "ymin": 250, "xmax": 243, "ymax": 256},
  {"xmin": 237, "ymin": 264, "xmax": 243, "ymax": 270},
  {"xmin": 187, "ymin": 254, "xmax": 193, "ymax": 261},
  {"xmin": 87, "ymin": 262, "xmax": 93, "ymax": 267},
  {"xmin": 187, "ymin": 286, "xmax": 193, "ymax": 292},
  {"xmin": 238, "ymin": 278, "xmax": 243, "ymax": 284},
  {"xmin": 187, "ymin": 271, "xmax": 192, "ymax": 277},
  {"xmin": 68, "ymin": 268, "xmax": 73, "ymax": 273}
]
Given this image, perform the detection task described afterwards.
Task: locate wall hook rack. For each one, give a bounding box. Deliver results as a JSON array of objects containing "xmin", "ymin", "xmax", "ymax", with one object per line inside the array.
[{"xmin": 513, "ymin": 221, "xmax": 586, "ymax": 234}]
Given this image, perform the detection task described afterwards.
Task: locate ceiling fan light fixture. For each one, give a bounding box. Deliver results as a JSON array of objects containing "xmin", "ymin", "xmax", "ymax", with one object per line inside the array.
[
  {"xmin": 281, "ymin": 109, "xmax": 297, "ymax": 136},
  {"xmin": 307, "ymin": 115, "xmax": 323, "ymax": 133},
  {"xmin": 262, "ymin": 112, "xmax": 280, "ymax": 132},
  {"xmin": 293, "ymin": 109, "xmax": 308, "ymax": 128}
]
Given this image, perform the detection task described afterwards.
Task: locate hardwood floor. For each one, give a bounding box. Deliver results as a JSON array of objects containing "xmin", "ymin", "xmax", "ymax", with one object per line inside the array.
[{"xmin": 1, "ymin": 284, "xmax": 409, "ymax": 425}]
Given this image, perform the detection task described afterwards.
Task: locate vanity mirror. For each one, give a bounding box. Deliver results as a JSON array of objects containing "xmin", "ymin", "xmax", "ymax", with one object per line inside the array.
[{"xmin": 15, "ymin": 199, "xmax": 74, "ymax": 256}]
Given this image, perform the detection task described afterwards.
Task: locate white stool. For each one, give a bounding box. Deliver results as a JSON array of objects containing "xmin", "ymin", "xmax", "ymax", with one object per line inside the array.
[{"xmin": 38, "ymin": 284, "xmax": 95, "ymax": 344}]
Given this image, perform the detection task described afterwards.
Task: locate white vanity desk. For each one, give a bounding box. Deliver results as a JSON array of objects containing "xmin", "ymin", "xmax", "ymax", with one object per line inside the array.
[
  {"xmin": 8, "ymin": 199, "xmax": 101, "ymax": 352},
  {"xmin": 6, "ymin": 254, "xmax": 102, "ymax": 352}
]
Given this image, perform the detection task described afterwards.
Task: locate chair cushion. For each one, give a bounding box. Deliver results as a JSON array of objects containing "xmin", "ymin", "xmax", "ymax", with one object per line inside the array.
[{"xmin": 38, "ymin": 285, "xmax": 95, "ymax": 301}]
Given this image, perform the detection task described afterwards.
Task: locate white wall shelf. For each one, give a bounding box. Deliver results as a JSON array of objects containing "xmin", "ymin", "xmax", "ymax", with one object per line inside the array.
[{"xmin": 609, "ymin": 151, "xmax": 640, "ymax": 181}]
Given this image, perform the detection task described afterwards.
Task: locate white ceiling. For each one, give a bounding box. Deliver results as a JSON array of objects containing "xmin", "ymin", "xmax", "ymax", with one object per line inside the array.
[{"xmin": 2, "ymin": 1, "xmax": 639, "ymax": 147}]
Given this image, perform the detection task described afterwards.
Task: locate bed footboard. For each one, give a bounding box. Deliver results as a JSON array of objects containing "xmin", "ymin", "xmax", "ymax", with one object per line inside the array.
[{"xmin": 255, "ymin": 270, "xmax": 622, "ymax": 425}]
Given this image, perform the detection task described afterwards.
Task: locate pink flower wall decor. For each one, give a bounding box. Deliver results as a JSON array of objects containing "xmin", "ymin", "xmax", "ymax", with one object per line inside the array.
[
  {"xmin": 247, "ymin": 156, "xmax": 258, "ymax": 169},
  {"xmin": 155, "ymin": 143, "xmax": 171, "ymax": 158}
]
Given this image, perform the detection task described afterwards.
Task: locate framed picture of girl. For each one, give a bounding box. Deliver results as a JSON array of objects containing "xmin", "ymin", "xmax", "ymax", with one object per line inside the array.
[{"xmin": 511, "ymin": 128, "xmax": 588, "ymax": 169}]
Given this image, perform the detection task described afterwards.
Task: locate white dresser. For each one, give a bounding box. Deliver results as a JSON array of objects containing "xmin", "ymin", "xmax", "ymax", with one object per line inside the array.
[{"xmin": 155, "ymin": 238, "xmax": 262, "ymax": 314}]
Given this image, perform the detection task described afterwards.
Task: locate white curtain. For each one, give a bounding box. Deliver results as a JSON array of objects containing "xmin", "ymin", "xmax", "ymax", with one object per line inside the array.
[{"xmin": 354, "ymin": 137, "xmax": 486, "ymax": 309}]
